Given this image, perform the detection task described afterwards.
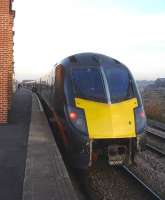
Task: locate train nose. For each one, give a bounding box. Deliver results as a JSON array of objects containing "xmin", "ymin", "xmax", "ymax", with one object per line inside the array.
[{"xmin": 75, "ymin": 97, "xmax": 138, "ymax": 139}]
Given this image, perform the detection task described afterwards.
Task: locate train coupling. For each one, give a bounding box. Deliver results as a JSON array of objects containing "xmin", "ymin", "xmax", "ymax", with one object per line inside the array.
[{"xmin": 108, "ymin": 145, "xmax": 127, "ymax": 166}]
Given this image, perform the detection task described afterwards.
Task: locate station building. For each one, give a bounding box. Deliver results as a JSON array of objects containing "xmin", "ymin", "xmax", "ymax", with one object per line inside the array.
[{"xmin": 0, "ymin": 0, "xmax": 15, "ymax": 123}]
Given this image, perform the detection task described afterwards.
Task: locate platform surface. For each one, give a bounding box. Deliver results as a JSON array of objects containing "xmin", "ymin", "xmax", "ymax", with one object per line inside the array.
[{"xmin": 23, "ymin": 94, "xmax": 78, "ymax": 200}]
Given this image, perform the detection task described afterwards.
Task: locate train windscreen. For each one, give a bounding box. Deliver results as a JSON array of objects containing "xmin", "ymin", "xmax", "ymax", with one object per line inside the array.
[
  {"xmin": 71, "ymin": 67, "xmax": 107, "ymax": 102},
  {"xmin": 103, "ymin": 66, "xmax": 134, "ymax": 103}
]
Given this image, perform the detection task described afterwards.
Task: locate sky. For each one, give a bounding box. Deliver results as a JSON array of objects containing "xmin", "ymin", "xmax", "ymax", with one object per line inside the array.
[{"xmin": 13, "ymin": 0, "xmax": 165, "ymax": 81}]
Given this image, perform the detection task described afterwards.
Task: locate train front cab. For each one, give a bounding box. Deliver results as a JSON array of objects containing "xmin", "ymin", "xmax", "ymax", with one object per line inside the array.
[{"xmin": 54, "ymin": 55, "xmax": 146, "ymax": 168}]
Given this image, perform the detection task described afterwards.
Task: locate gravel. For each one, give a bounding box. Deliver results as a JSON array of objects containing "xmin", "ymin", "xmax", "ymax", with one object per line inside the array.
[
  {"xmin": 130, "ymin": 150, "xmax": 165, "ymax": 199},
  {"xmin": 80, "ymin": 161, "xmax": 156, "ymax": 200}
]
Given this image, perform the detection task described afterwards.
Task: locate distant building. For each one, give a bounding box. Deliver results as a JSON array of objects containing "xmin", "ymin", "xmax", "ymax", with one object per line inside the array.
[
  {"xmin": 22, "ymin": 80, "xmax": 35, "ymax": 83},
  {"xmin": 0, "ymin": 0, "xmax": 15, "ymax": 123},
  {"xmin": 21, "ymin": 80, "xmax": 35, "ymax": 87}
]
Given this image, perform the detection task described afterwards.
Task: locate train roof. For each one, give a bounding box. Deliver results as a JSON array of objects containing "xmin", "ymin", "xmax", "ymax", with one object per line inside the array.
[{"xmin": 59, "ymin": 52, "xmax": 128, "ymax": 70}]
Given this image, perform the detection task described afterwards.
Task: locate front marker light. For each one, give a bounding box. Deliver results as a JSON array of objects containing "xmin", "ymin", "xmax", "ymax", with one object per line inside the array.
[
  {"xmin": 67, "ymin": 105, "xmax": 88, "ymax": 136},
  {"xmin": 69, "ymin": 112, "xmax": 78, "ymax": 121}
]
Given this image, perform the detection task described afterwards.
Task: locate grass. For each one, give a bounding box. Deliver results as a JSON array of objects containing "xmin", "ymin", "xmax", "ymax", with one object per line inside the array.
[{"xmin": 142, "ymin": 88, "xmax": 165, "ymax": 123}]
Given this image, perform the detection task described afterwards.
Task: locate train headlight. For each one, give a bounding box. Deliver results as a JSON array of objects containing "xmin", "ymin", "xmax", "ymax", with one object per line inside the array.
[
  {"xmin": 135, "ymin": 106, "xmax": 147, "ymax": 134},
  {"xmin": 67, "ymin": 106, "xmax": 88, "ymax": 136}
]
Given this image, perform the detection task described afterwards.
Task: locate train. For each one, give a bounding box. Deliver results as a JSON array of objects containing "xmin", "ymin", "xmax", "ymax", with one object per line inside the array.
[{"xmin": 34, "ymin": 53, "xmax": 146, "ymax": 169}]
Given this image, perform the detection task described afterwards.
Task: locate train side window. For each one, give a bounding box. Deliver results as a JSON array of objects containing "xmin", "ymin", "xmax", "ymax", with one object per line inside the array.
[{"xmin": 71, "ymin": 67, "xmax": 106, "ymax": 102}]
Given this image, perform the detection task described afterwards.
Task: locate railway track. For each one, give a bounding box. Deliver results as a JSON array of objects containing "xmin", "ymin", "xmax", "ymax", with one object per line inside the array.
[
  {"xmin": 147, "ymin": 119, "xmax": 165, "ymax": 132},
  {"xmin": 145, "ymin": 143, "xmax": 165, "ymax": 156},
  {"xmin": 78, "ymin": 162, "xmax": 164, "ymax": 200},
  {"xmin": 122, "ymin": 166, "xmax": 162, "ymax": 200},
  {"xmin": 145, "ymin": 126, "xmax": 165, "ymax": 139},
  {"xmin": 145, "ymin": 123, "xmax": 165, "ymax": 156},
  {"xmin": 70, "ymin": 161, "xmax": 164, "ymax": 200}
]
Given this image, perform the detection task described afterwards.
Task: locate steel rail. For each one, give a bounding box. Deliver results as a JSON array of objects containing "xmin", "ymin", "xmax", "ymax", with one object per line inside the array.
[
  {"xmin": 146, "ymin": 144, "xmax": 165, "ymax": 156},
  {"xmin": 146, "ymin": 126, "xmax": 165, "ymax": 139},
  {"xmin": 122, "ymin": 165, "xmax": 162, "ymax": 200},
  {"xmin": 148, "ymin": 120, "xmax": 165, "ymax": 132}
]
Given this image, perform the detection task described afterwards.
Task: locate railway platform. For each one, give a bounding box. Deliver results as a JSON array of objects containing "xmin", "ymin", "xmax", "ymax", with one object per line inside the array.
[
  {"xmin": 0, "ymin": 88, "xmax": 32, "ymax": 200},
  {"xmin": 0, "ymin": 88, "xmax": 78, "ymax": 200},
  {"xmin": 23, "ymin": 92, "xmax": 78, "ymax": 200}
]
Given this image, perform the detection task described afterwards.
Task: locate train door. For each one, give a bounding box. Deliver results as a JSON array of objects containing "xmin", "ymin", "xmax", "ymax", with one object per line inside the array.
[
  {"xmin": 54, "ymin": 65, "xmax": 69, "ymax": 146},
  {"xmin": 54, "ymin": 65, "xmax": 65, "ymax": 115}
]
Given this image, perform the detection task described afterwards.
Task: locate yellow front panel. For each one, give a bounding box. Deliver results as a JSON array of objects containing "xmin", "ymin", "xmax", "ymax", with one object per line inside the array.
[{"xmin": 75, "ymin": 98, "xmax": 138, "ymax": 139}]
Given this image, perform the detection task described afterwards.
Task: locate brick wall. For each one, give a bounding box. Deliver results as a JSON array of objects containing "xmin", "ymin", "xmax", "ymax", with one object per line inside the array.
[{"xmin": 0, "ymin": 0, "xmax": 15, "ymax": 123}]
